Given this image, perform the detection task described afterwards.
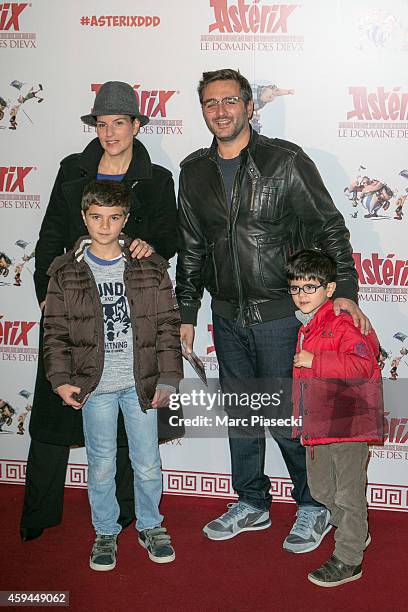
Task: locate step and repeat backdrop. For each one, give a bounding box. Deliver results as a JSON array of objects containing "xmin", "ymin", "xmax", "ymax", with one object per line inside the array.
[{"xmin": 1, "ymin": 0, "xmax": 407, "ymax": 511}]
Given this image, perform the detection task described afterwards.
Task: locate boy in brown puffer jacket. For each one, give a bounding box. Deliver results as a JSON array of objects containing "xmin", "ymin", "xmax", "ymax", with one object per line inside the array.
[{"xmin": 43, "ymin": 180, "xmax": 182, "ymax": 571}]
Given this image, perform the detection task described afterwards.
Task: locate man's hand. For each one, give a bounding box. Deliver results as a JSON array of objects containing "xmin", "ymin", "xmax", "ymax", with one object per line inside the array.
[
  {"xmin": 129, "ymin": 238, "xmax": 154, "ymax": 259},
  {"xmin": 56, "ymin": 384, "xmax": 82, "ymax": 409},
  {"xmin": 180, "ymin": 323, "xmax": 195, "ymax": 355},
  {"xmin": 151, "ymin": 387, "xmax": 173, "ymax": 408},
  {"xmin": 333, "ymin": 297, "xmax": 371, "ymax": 335},
  {"xmin": 293, "ymin": 350, "xmax": 314, "ymax": 369}
]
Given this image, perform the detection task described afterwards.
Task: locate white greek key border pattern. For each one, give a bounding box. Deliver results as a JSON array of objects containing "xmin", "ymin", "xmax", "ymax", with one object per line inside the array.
[{"xmin": 1, "ymin": 460, "xmax": 407, "ymax": 511}]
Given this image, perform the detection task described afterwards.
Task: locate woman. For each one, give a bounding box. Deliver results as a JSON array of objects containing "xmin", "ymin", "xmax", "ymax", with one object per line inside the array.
[{"xmin": 21, "ymin": 81, "xmax": 180, "ymax": 541}]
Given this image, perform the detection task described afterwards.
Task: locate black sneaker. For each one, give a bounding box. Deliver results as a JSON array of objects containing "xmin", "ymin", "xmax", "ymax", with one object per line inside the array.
[
  {"xmin": 138, "ymin": 527, "xmax": 175, "ymax": 564},
  {"xmin": 90, "ymin": 534, "xmax": 117, "ymax": 571},
  {"xmin": 308, "ymin": 555, "xmax": 362, "ymax": 587}
]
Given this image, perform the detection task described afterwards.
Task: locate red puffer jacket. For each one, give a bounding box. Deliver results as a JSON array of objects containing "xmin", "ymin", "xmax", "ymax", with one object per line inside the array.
[{"xmin": 292, "ymin": 300, "xmax": 383, "ymax": 446}]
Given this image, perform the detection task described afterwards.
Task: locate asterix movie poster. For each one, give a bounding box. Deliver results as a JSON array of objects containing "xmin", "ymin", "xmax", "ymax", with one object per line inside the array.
[{"xmin": 1, "ymin": 0, "xmax": 407, "ymax": 510}]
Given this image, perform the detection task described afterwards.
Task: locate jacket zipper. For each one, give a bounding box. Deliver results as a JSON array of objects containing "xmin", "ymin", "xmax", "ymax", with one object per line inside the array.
[
  {"xmin": 82, "ymin": 263, "xmax": 104, "ymax": 398},
  {"xmin": 124, "ymin": 264, "xmax": 150, "ymax": 411}
]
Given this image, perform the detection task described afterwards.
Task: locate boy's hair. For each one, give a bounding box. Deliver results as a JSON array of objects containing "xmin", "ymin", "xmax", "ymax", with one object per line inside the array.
[
  {"xmin": 286, "ymin": 249, "xmax": 337, "ymax": 285},
  {"xmin": 81, "ymin": 180, "xmax": 131, "ymax": 214},
  {"xmin": 197, "ymin": 69, "xmax": 253, "ymax": 104}
]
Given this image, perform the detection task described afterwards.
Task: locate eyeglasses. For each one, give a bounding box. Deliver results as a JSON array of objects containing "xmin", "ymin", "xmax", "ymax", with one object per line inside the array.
[
  {"xmin": 202, "ymin": 96, "xmax": 243, "ymax": 111},
  {"xmin": 288, "ymin": 284, "xmax": 324, "ymax": 295}
]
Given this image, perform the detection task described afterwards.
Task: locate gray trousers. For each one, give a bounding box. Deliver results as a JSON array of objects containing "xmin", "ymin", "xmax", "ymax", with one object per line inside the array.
[{"xmin": 306, "ymin": 442, "xmax": 369, "ymax": 565}]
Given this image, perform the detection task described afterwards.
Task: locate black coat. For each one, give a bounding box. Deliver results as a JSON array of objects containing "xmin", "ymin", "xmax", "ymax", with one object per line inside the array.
[
  {"xmin": 176, "ymin": 130, "xmax": 358, "ymax": 326},
  {"xmin": 30, "ymin": 138, "xmax": 181, "ymax": 445}
]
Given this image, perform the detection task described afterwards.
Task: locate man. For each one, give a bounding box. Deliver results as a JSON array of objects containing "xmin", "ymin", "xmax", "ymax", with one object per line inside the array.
[{"xmin": 176, "ymin": 69, "xmax": 368, "ymax": 553}]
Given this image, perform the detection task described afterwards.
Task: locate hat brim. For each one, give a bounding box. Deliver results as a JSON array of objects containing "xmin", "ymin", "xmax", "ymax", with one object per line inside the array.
[{"xmin": 80, "ymin": 113, "xmax": 150, "ymax": 127}]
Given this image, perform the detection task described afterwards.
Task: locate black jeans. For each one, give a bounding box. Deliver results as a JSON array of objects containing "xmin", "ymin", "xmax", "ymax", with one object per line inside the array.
[{"xmin": 213, "ymin": 313, "xmax": 322, "ymax": 512}]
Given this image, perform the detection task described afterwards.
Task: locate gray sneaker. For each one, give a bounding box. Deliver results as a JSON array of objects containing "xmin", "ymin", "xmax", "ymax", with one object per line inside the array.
[
  {"xmin": 203, "ymin": 502, "xmax": 271, "ymax": 541},
  {"xmin": 90, "ymin": 534, "xmax": 117, "ymax": 571},
  {"xmin": 138, "ymin": 527, "xmax": 175, "ymax": 564},
  {"xmin": 283, "ymin": 507, "xmax": 331, "ymax": 553}
]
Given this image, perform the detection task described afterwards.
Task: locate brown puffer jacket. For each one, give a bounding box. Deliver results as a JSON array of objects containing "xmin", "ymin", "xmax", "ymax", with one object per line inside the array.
[{"xmin": 43, "ymin": 235, "xmax": 182, "ymax": 409}]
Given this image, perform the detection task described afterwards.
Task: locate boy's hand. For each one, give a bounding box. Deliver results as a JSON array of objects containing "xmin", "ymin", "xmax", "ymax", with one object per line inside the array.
[
  {"xmin": 293, "ymin": 350, "xmax": 314, "ymax": 369},
  {"xmin": 151, "ymin": 387, "xmax": 173, "ymax": 408},
  {"xmin": 129, "ymin": 238, "xmax": 154, "ymax": 259},
  {"xmin": 333, "ymin": 297, "xmax": 371, "ymax": 335},
  {"xmin": 180, "ymin": 324, "xmax": 195, "ymax": 354},
  {"xmin": 56, "ymin": 384, "xmax": 82, "ymax": 409}
]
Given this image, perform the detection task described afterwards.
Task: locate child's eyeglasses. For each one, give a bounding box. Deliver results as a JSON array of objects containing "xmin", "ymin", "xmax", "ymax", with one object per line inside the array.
[{"xmin": 288, "ymin": 284, "xmax": 324, "ymax": 295}]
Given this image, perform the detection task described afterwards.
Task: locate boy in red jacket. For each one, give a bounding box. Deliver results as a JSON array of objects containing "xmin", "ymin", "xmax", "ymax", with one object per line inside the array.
[{"xmin": 286, "ymin": 250, "xmax": 383, "ymax": 587}]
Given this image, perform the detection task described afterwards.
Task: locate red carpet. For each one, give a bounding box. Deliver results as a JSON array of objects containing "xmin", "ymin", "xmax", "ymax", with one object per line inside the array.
[{"xmin": 1, "ymin": 484, "xmax": 406, "ymax": 611}]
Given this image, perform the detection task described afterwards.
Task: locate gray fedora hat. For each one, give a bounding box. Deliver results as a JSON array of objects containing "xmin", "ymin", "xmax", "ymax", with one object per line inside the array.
[{"xmin": 81, "ymin": 81, "xmax": 149, "ymax": 127}]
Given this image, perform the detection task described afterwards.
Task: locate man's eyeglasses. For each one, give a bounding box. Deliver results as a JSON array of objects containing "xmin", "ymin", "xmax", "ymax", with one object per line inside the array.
[
  {"xmin": 202, "ymin": 96, "xmax": 243, "ymax": 111},
  {"xmin": 288, "ymin": 284, "xmax": 324, "ymax": 295}
]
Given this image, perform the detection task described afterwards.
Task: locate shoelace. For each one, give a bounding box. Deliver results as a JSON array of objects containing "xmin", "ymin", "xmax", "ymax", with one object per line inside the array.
[
  {"xmin": 290, "ymin": 509, "xmax": 320, "ymax": 537},
  {"xmin": 219, "ymin": 502, "xmax": 249, "ymax": 521}
]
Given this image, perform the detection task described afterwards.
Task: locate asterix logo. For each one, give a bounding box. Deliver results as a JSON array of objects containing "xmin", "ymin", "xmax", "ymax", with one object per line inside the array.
[
  {"xmin": 91, "ymin": 84, "xmax": 176, "ymax": 119},
  {"xmin": 201, "ymin": 1, "xmax": 303, "ymax": 52},
  {"xmin": 384, "ymin": 413, "xmax": 408, "ymax": 444},
  {"xmin": 0, "ymin": 166, "xmax": 40, "ymax": 209},
  {"xmin": 0, "ymin": 167, "xmax": 33, "ymax": 192},
  {"xmin": 338, "ymin": 87, "xmax": 408, "ymax": 139},
  {"xmin": 209, "ymin": 0, "xmax": 297, "ymax": 33},
  {"xmin": 0, "ymin": 320, "xmax": 36, "ymax": 345},
  {"xmin": 0, "ymin": 318, "xmax": 38, "ymax": 359},
  {"xmin": 0, "ymin": 3, "xmax": 36, "ymax": 47},
  {"xmin": 0, "ymin": 2, "xmax": 28, "ymax": 30},
  {"xmin": 86, "ymin": 84, "xmax": 183, "ymax": 135},
  {"xmin": 353, "ymin": 252, "xmax": 408, "ymax": 303}
]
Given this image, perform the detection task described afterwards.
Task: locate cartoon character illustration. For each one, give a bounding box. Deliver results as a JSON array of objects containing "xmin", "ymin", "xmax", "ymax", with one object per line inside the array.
[
  {"xmin": 389, "ymin": 357, "xmax": 402, "ymax": 381},
  {"xmin": 250, "ymin": 84, "xmax": 294, "ymax": 134},
  {"xmin": 378, "ymin": 346, "xmax": 389, "ymax": 371},
  {"xmin": 394, "ymin": 190, "xmax": 407, "ymax": 220},
  {"xmin": 104, "ymin": 296, "xmax": 131, "ymax": 343},
  {"xmin": 13, "ymin": 251, "xmax": 34, "ymax": 287},
  {"xmin": 17, "ymin": 403, "xmax": 32, "ymax": 435},
  {"xmin": 357, "ymin": 9, "xmax": 399, "ymax": 49},
  {"xmin": 0, "ymin": 399, "xmax": 15, "ymax": 432},
  {"xmin": 0, "ymin": 81, "xmax": 45, "ymax": 131},
  {"xmin": 0, "ymin": 252, "xmax": 12, "ymax": 278},
  {"xmin": 344, "ymin": 168, "xmax": 396, "ymax": 219},
  {"xmin": 389, "ymin": 333, "xmax": 408, "ymax": 379},
  {"xmin": 0, "ymin": 96, "xmax": 6, "ymax": 122}
]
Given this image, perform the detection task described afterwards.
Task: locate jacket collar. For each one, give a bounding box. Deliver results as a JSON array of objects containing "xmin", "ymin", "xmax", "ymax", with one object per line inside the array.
[
  {"xmin": 77, "ymin": 137, "xmax": 153, "ymax": 181},
  {"xmin": 72, "ymin": 233, "xmax": 133, "ymax": 263},
  {"xmin": 298, "ymin": 300, "xmax": 334, "ymax": 332}
]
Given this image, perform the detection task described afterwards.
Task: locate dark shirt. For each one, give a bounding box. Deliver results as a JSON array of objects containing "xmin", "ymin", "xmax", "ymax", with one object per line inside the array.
[{"xmin": 217, "ymin": 154, "xmax": 241, "ymax": 207}]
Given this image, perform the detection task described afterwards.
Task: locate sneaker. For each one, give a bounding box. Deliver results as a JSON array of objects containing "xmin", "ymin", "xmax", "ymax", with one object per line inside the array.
[
  {"xmin": 89, "ymin": 534, "xmax": 117, "ymax": 571},
  {"xmin": 203, "ymin": 502, "xmax": 271, "ymax": 541},
  {"xmin": 283, "ymin": 507, "xmax": 331, "ymax": 554},
  {"xmin": 138, "ymin": 527, "xmax": 175, "ymax": 564},
  {"xmin": 308, "ymin": 555, "xmax": 362, "ymax": 587}
]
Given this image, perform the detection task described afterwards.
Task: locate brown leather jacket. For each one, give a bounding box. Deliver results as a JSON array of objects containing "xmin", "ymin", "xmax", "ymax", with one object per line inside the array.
[{"xmin": 43, "ymin": 236, "xmax": 182, "ymax": 408}]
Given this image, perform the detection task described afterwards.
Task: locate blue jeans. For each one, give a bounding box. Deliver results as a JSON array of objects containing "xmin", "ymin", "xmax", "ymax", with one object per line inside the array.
[
  {"xmin": 213, "ymin": 313, "xmax": 322, "ymax": 512},
  {"xmin": 82, "ymin": 387, "xmax": 163, "ymax": 534}
]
